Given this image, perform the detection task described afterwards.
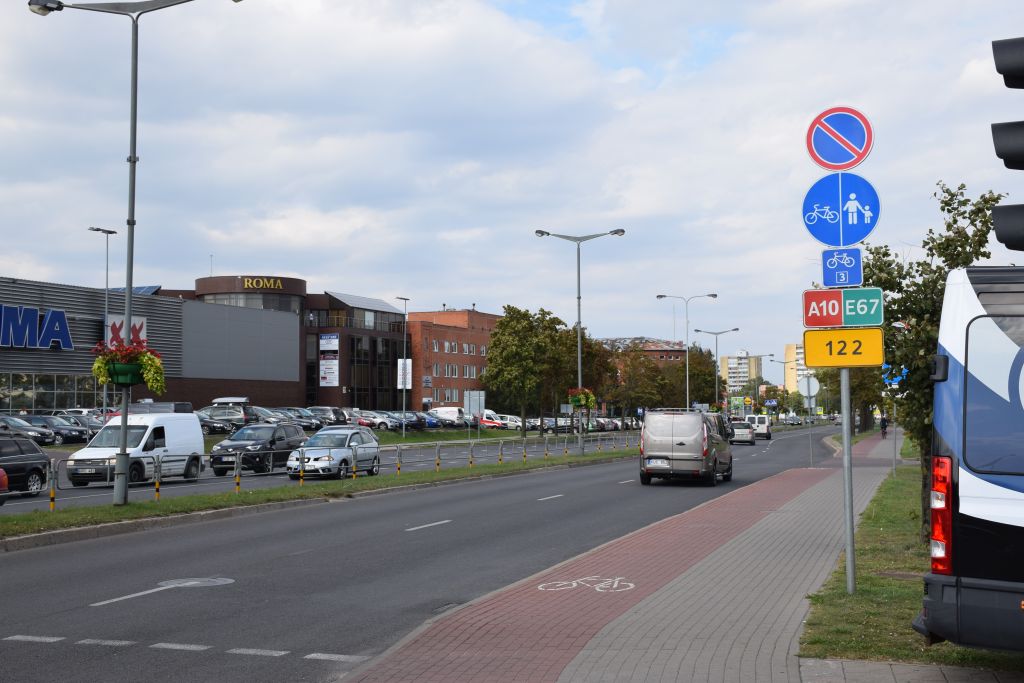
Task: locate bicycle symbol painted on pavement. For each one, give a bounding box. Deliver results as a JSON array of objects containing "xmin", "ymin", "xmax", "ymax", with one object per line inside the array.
[
  {"xmin": 826, "ymin": 251, "xmax": 856, "ymax": 269},
  {"xmin": 804, "ymin": 204, "xmax": 839, "ymax": 225},
  {"xmin": 537, "ymin": 576, "xmax": 635, "ymax": 592}
]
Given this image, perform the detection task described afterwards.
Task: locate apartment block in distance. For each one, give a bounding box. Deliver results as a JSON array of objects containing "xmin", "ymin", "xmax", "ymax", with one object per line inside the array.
[
  {"xmin": 407, "ymin": 307, "xmax": 501, "ymax": 411},
  {"xmin": 719, "ymin": 351, "xmax": 764, "ymax": 395},
  {"xmin": 783, "ymin": 343, "xmax": 813, "ymax": 394}
]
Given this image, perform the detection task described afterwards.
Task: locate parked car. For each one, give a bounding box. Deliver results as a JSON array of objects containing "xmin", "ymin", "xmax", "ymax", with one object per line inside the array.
[
  {"xmin": 477, "ymin": 410, "xmax": 503, "ymax": 429},
  {"xmin": 194, "ymin": 410, "xmax": 233, "ymax": 435},
  {"xmin": 417, "ymin": 411, "xmax": 441, "ymax": 429},
  {"xmin": 209, "ymin": 423, "xmax": 307, "ymax": 475},
  {"xmin": 0, "ymin": 416, "xmax": 55, "ymax": 446},
  {"xmin": 285, "ymin": 427, "xmax": 380, "ymax": 479},
  {"xmin": 198, "ymin": 403, "xmax": 262, "ymax": 431},
  {"xmin": 308, "ymin": 406, "xmax": 346, "ymax": 426},
  {"xmin": 427, "ymin": 409, "xmax": 461, "ymax": 428},
  {"xmin": 496, "ymin": 414, "xmax": 523, "ymax": 430},
  {"xmin": 359, "ymin": 411, "xmax": 399, "ymax": 431},
  {"xmin": 639, "ymin": 409, "xmax": 733, "ymax": 486},
  {"xmin": 0, "ymin": 466, "xmax": 7, "ymax": 505},
  {"xmin": 395, "ymin": 411, "xmax": 426, "ymax": 430},
  {"xmin": 0, "ymin": 434, "xmax": 49, "ymax": 497},
  {"xmin": 23, "ymin": 415, "xmax": 90, "ymax": 445},
  {"xmin": 540, "ymin": 417, "xmax": 574, "ymax": 434},
  {"xmin": 282, "ymin": 407, "xmax": 324, "ymax": 431},
  {"xmin": 729, "ymin": 421, "xmax": 756, "ymax": 445},
  {"xmin": 62, "ymin": 413, "xmax": 105, "ymax": 438}
]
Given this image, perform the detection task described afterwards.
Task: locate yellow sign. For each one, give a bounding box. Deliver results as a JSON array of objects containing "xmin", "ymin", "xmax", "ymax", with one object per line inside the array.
[
  {"xmin": 743, "ymin": 397, "xmax": 752, "ymax": 405},
  {"xmin": 803, "ymin": 328, "xmax": 884, "ymax": 368}
]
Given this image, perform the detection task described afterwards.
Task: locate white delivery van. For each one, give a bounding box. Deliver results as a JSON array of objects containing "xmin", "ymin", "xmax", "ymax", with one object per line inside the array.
[
  {"xmin": 745, "ymin": 414, "xmax": 772, "ymax": 440},
  {"xmin": 67, "ymin": 413, "xmax": 205, "ymax": 486},
  {"xmin": 479, "ymin": 409, "xmax": 503, "ymax": 428},
  {"xmin": 431, "ymin": 406, "xmax": 466, "ymax": 425}
]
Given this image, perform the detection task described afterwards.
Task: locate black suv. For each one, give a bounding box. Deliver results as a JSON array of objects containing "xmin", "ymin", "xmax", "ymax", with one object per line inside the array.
[
  {"xmin": 0, "ymin": 435, "xmax": 49, "ymax": 497},
  {"xmin": 209, "ymin": 423, "xmax": 307, "ymax": 475}
]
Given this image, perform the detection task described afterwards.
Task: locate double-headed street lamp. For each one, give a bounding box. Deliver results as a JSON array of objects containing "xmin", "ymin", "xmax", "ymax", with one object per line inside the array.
[
  {"xmin": 656, "ymin": 293, "xmax": 717, "ymax": 410},
  {"xmin": 693, "ymin": 327, "xmax": 738, "ymax": 411},
  {"xmin": 31, "ymin": 0, "xmax": 245, "ymax": 506},
  {"xmin": 396, "ymin": 296, "xmax": 410, "ymax": 439},
  {"xmin": 88, "ymin": 227, "xmax": 117, "ymax": 413},
  {"xmin": 535, "ymin": 228, "xmax": 626, "ymax": 448}
]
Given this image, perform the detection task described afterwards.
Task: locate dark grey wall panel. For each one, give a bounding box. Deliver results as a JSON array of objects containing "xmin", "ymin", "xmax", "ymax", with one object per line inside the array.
[{"xmin": 182, "ymin": 301, "xmax": 298, "ymax": 381}]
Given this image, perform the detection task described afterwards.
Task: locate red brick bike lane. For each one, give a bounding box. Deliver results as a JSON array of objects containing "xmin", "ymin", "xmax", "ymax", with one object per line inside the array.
[{"xmin": 350, "ymin": 466, "xmax": 836, "ymax": 683}]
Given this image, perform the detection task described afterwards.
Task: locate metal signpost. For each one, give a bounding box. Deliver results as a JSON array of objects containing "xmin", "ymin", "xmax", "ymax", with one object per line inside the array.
[{"xmin": 801, "ymin": 106, "xmax": 884, "ymax": 595}]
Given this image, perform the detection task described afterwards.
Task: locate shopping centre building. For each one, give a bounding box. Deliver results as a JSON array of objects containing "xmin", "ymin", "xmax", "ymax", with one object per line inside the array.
[{"xmin": 0, "ymin": 275, "xmax": 498, "ymax": 413}]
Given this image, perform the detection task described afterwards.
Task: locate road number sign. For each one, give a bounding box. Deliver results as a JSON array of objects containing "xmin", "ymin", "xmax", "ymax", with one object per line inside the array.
[
  {"xmin": 803, "ymin": 287, "xmax": 883, "ymax": 327},
  {"xmin": 803, "ymin": 328, "xmax": 884, "ymax": 368}
]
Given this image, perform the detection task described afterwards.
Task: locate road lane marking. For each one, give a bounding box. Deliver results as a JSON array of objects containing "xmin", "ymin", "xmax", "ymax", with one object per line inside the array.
[
  {"xmin": 618, "ymin": 480, "xmax": 634, "ymax": 484},
  {"xmin": 405, "ymin": 520, "xmax": 451, "ymax": 532},
  {"xmin": 150, "ymin": 642, "xmax": 212, "ymax": 651},
  {"xmin": 4, "ymin": 635, "xmax": 64, "ymax": 643},
  {"xmin": 90, "ymin": 580, "xmax": 201, "ymax": 607},
  {"xmin": 227, "ymin": 648, "xmax": 290, "ymax": 657},
  {"xmin": 304, "ymin": 653, "xmax": 369, "ymax": 662},
  {"xmin": 76, "ymin": 639, "xmax": 136, "ymax": 646},
  {"xmin": 537, "ymin": 494, "xmax": 563, "ymax": 501}
]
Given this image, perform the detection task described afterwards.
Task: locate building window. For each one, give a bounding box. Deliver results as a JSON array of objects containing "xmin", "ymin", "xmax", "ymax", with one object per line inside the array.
[
  {"xmin": 444, "ymin": 341, "xmax": 450, "ymax": 353},
  {"xmin": 480, "ymin": 345, "xmax": 487, "ymax": 357},
  {"xmin": 433, "ymin": 339, "xmax": 439, "ymax": 352},
  {"xmin": 462, "ymin": 343, "xmax": 470, "ymax": 354},
  {"xmin": 470, "ymin": 344, "xmax": 476, "ymax": 355},
  {"xmin": 433, "ymin": 363, "xmax": 440, "ymax": 377}
]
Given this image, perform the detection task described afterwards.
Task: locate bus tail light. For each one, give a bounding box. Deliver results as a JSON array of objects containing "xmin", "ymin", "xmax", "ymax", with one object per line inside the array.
[{"xmin": 930, "ymin": 455, "xmax": 953, "ymax": 575}]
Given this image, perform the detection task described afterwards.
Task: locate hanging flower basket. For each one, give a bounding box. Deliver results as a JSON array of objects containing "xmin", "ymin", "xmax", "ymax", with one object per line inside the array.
[
  {"xmin": 92, "ymin": 339, "xmax": 166, "ymax": 395},
  {"xmin": 567, "ymin": 387, "xmax": 596, "ymax": 410}
]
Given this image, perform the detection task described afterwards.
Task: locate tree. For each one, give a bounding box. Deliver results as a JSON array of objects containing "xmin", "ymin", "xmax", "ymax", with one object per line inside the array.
[
  {"xmin": 608, "ymin": 344, "xmax": 663, "ymax": 418},
  {"xmin": 864, "ymin": 182, "xmax": 1003, "ymax": 540}
]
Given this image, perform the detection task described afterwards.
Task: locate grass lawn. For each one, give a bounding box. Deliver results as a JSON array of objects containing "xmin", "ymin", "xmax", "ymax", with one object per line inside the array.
[
  {"xmin": 0, "ymin": 448, "xmax": 636, "ymax": 540},
  {"xmin": 799, "ymin": 466, "xmax": 1024, "ymax": 671}
]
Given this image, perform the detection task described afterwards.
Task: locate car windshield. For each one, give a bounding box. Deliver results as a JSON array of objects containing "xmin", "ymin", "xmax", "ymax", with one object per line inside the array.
[
  {"xmin": 305, "ymin": 434, "xmax": 349, "ymax": 448},
  {"xmin": 731, "ymin": 422, "xmax": 750, "ymax": 429},
  {"xmin": 3, "ymin": 417, "xmax": 33, "ymax": 428},
  {"xmin": 195, "ymin": 410, "xmax": 211, "ymax": 420},
  {"xmin": 232, "ymin": 426, "xmax": 275, "ymax": 440},
  {"xmin": 90, "ymin": 425, "xmax": 148, "ymax": 448},
  {"xmin": 48, "ymin": 416, "xmax": 73, "ymax": 426}
]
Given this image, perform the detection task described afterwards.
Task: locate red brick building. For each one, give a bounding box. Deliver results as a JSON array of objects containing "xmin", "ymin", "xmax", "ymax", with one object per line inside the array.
[{"xmin": 407, "ymin": 308, "xmax": 501, "ymax": 411}]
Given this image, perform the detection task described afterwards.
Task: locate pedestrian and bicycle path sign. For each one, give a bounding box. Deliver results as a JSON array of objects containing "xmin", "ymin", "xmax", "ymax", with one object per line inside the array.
[{"xmin": 802, "ymin": 172, "xmax": 880, "ymax": 247}]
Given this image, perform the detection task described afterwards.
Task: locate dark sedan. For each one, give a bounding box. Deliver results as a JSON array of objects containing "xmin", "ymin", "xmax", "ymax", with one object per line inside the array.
[
  {"xmin": 0, "ymin": 435, "xmax": 48, "ymax": 497},
  {"xmin": 23, "ymin": 415, "xmax": 90, "ymax": 446},
  {"xmin": 209, "ymin": 423, "xmax": 307, "ymax": 475},
  {"xmin": 195, "ymin": 410, "xmax": 233, "ymax": 435},
  {"xmin": 0, "ymin": 416, "xmax": 56, "ymax": 446},
  {"xmin": 61, "ymin": 414, "xmax": 105, "ymax": 438}
]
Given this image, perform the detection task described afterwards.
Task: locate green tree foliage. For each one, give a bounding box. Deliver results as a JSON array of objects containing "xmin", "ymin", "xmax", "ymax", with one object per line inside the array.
[
  {"xmin": 608, "ymin": 343, "xmax": 663, "ymax": 417},
  {"xmin": 659, "ymin": 344, "xmax": 718, "ymax": 408},
  {"xmin": 863, "ymin": 182, "xmax": 1002, "ymax": 540}
]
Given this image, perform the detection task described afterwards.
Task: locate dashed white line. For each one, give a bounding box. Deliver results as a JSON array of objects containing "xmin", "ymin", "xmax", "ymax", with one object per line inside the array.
[
  {"xmin": 76, "ymin": 639, "xmax": 136, "ymax": 647},
  {"xmin": 405, "ymin": 520, "xmax": 452, "ymax": 532},
  {"xmin": 618, "ymin": 479, "xmax": 634, "ymax": 484},
  {"xmin": 537, "ymin": 494, "xmax": 564, "ymax": 501},
  {"xmin": 4, "ymin": 635, "xmax": 64, "ymax": 643},
  {"xmin": 150, "ymin": 642, "xmax": 212, "ymax": 651},
  {"xmin": 304, "ymin": 653, "xmax": 369, "ymax": 662},
  {"xmin": 227, "ymin": 648, "xmax": 290, "ymax": 657}
]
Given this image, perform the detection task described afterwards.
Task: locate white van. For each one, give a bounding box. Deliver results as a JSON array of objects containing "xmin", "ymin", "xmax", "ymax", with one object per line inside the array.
[
  {"xmin": 479, "ymin": 409, "xmax": 503, "ymax": 428},
  {"xmin": 745, "ymin": 414, "xmax": 772, "ymax": 440},
  {"xmin": 430, "ymin": 407, "xmax": 466, "ymax": 425},
  {"xmin": 67, "ymin": 413, "xmax": 205, "ymax": 486}
]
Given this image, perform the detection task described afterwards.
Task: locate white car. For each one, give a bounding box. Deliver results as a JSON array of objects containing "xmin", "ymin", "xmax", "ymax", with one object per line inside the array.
[
  {"xmin": 496, "ymin": 414, "xmax": 522, "ymax": 430},
  {"xmin": 286, "ymin": 427, "xmax": 380, "ymax": 479},
  {"xmin": 729, "ymin": 421, "xmax": 756, "ymax": 445}
]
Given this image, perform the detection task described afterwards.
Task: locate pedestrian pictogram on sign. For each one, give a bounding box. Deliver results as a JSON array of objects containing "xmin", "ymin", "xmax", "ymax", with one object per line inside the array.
[
  {"xmin": 803, "ymin": 173, "xmax": 880, "ymax": 247},
  {"xmin": 807, "ymin": 107, "xmax": 873, "ymax": 171}
]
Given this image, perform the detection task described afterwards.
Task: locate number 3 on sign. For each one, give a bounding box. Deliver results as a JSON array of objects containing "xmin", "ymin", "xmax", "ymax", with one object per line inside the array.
[{"xmin": 803, "ymin": 328, "xmax": 884, "ymax": 368}]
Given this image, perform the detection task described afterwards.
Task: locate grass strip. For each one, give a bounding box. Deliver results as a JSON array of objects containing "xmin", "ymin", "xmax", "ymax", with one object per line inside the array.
[
  {"xmin": 799, "ymin": 466, "xmax": 1024, "ymax": 671},
  {"xmin": 0, "ymin": 448, "xmax": 636, "ymax": 540}
]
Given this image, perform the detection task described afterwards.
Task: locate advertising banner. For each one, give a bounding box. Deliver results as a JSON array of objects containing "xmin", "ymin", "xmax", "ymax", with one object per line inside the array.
[{"xmin": 319, "ymin": 333, "xmax": 339, "ymax": 387}]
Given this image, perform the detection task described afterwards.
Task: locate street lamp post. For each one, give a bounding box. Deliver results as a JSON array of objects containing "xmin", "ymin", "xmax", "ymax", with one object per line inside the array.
[
  {"xmin": 88, "ymin": 227, "xmax": 117, "ymax": 413},
  {"xmin": 536, "ymin": 228, "xmax": 626, "ymax": 450},
  {"xmin": 31, "ymin": 0, "xmax": 245, "ymax": 505},
  {"xmin": 396, "ymin": 296, "xmax": 409, "ymax": 440},
  {"xmin": 694, "ymin": 328, "xmax": 738, "ymax": 411},
  {"xmin": 656, "ymin": 293, "xmax": 717, "ymax": 410},
  {"xmin": 738, "ymin": 351, "xmax": 774, "ymax": 415}
]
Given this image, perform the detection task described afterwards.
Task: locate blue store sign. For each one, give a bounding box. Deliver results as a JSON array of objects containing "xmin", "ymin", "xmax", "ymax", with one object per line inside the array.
[
  {"xmin": 0, "ymin": 305, "xmax": 74, "ymax": 350},
  {"xmin": 802, "ymin": 172, "xmax": 880, "ymax": 247}
]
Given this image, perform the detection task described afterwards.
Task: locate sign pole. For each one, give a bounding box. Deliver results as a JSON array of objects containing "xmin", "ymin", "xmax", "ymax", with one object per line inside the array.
[
  {"xmin": 840, "ymin": 368, "xmax": 856, "ymax": 594},
  {"xmin": 892, "ymin": 399, "xmax": 898, "ymax": 477}
]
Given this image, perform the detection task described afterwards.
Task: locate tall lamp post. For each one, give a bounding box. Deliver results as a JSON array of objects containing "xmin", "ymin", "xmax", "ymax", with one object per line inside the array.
[
  {"xmin": 88, "ymin": 227, "xmax": 117, "ymax": 413},
  {"xmin": 656, "ymin": 293, "xmax": 717, "ymax": 410},
  {"xmin": 396, "ymin": 296, "xmax": 409, "ymax": 439},
  {"xmin": 30, "ymin": 0, "xmax": 245, "ymax": 506},
  {"xmin": 739, "ymin": 351, "xmax": 774, "ymax": 415},
  {"xmin": 535, "ymin": 228, "xmax": 626, "ymax": 450},
  {"xmin": 694, "ymin": 328, "xmax": 738, "ymax": 411}
]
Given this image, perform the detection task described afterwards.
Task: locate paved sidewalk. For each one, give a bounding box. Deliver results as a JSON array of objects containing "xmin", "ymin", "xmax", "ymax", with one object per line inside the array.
[{"xmin": 349, "ymin": 429, "xmax": 959, "ymax": 682}]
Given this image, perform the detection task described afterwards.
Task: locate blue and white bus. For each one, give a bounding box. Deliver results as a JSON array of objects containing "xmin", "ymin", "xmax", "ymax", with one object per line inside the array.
[{"xmin": 913, "ymin": 267, "xmax": 1024, "ymax": 650}]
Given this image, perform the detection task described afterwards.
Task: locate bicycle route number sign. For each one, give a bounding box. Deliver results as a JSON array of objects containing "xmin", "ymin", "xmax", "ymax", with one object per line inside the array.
[
  {"xmin": 821, "ymin": 247, "xmax": 863, "ymax": 287},
  {"xmin": 806, "ymin": 106, "xmax": 873, "ymax": 171},
  {"xmin": 802, "ymin": 172, "xmax": 880, "ymax": 247}
]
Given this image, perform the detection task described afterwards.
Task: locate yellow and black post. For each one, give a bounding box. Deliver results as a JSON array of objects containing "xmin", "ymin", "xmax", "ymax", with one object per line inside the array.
[
  {"xmin": 435, "ymin": 444, "xmax": 441, "ymax": 473},
  {"xmin": 234, "ymin": 457, "xmax": 241, "ymax": 495},
  {"xmin": 48, "ymin": 459, "xmax": 56, "ymax": 512},
  {"xmin": 498, "ymin": 440, "xmax": 504, "ymax": 465},
  {"xmin": 469, "ymin": 442, "xmax": 474, "ymax": 468},
  {"xmin": 154, "ymin": 458, "xmax": 161, "ymax": 502},
  {"xmin": 397, "ymin": 446, "xmax": 402, "ymax": 477},
  {"xmin": 522, "ymin": 440, "xmax": 527, "ymax": 464}
]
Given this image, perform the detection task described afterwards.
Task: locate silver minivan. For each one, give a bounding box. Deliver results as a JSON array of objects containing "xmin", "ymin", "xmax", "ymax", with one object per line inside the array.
[{"xmin": 639, "ymin": 410, "xmax": 733, "ymax": 486}]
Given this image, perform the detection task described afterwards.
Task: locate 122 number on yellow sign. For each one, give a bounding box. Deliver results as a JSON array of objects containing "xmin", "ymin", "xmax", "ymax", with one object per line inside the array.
[{"xmin": 803, "ymin": 328, "xmax": 884, "ymax": 368}]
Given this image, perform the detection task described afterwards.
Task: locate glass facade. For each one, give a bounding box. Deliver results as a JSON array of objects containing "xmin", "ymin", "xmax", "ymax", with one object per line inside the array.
[
  {"xmin": 201, "ymin": 292, "xmax": 302, "ymax": 314},
  {"xmin": 0, "ymin": 372, "xmax": 103, "ymax": 413}
]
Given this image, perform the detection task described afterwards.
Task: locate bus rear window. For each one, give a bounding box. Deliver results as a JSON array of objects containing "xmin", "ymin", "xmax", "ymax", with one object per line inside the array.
[{"xmin": 964, "ymin": 315, "xmax": 1024, "ymax": 474}]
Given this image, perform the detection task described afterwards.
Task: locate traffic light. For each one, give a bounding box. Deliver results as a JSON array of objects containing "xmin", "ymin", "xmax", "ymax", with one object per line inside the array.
[{"xmin": 991, "ymin": 37, "xmax": 1024, "ymax": 250}]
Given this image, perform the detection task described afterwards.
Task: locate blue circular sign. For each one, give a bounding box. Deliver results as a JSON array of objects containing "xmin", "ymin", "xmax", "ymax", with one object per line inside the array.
[{"xmin": 802, "ymin": 173, "xmax": 880, "ymax": 247}]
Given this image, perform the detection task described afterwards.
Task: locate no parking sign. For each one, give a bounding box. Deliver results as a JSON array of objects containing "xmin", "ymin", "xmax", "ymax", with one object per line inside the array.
[{"xmin": 807, "ymin": 106, "xmax": 873, "ymax": 171}]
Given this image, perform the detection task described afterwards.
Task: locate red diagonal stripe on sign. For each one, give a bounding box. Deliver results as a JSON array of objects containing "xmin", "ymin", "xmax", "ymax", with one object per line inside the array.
[{"xmin": 817, "ymin": 119, "xmax": 863, "ymax": 157}]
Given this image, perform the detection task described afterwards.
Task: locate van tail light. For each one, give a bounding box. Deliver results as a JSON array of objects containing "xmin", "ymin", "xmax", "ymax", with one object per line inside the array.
[
  {"xmin": 930, "ymin": 456, "xmax": 953, "ymax": 575},
  {"xmin": 639, "ymin": 432, "xmax": 644, "ymax": 456},
  {"xmin": 702, "ymin": 426, "xmax": 709, "ymax": 458}
]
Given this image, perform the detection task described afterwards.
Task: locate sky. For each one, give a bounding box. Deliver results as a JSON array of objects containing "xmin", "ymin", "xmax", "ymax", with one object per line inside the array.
[{"xmin": 3, "ymin": 0, "xmax": 1024, "ymax": 385}]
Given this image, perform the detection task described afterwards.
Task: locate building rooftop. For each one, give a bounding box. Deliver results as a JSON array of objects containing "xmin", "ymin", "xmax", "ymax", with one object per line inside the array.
[{"xmin": 325, "ymin": 291, "xmax": 403, "ymax": 315}]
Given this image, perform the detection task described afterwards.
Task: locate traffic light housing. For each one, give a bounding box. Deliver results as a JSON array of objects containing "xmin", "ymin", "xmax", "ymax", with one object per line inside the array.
[{"xmin": 992, "ymin": 37, "xmax": 1024, "ymax": 250}]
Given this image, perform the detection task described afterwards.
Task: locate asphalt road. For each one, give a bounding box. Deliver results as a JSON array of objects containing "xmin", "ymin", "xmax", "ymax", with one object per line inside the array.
[
  {"xmin": 0, "ymin": 425, "xmax": 837, "ymax": 682},
  {"xmin": 0, "ymin": 431, "xmax": 628, "ymax": 514}
]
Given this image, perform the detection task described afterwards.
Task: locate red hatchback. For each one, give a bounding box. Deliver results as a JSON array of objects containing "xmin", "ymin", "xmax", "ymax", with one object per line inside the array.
[{"xmin": 0, "ymin": 467, "xmax": 9, "ymax": 506}]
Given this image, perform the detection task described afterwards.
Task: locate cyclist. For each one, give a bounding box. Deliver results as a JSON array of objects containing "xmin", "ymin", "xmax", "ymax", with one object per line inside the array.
[{"xmin": 880, "ymin": 415, "xmax": 889, "ymax": 439}]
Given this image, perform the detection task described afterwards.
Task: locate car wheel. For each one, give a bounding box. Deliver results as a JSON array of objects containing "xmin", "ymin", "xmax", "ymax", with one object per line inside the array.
[
  {"xmin": 335, "ymin": 461, "xmax": 349, "ymax": 479},
  {"xmin": 705, "ymin": 461, "xmax": 718, "ymax": 487},
  {"xmin": 288, "ymin": 473, "xmax": 300, "ymax": 481},
  {"xmin": 70, "ymin": 479, "xmax": 88, "ymax": 487},
  {"xmin": 23, "ymin": 469, "xmax": 45, "ymax": 497},
  {"xmin": 255, "ymin": 455, "xmax": 272, "ymax": 474},
  {"xmin": 128, "ymin": 463, "xmax": 144, "ymax": 484},
  {"xmin": 723, "ymin": 462, "xmax": 733, "ymax": 482},
  {"xmin": 368, "ymin": 456, "xmax": 380, "ymax": 476},
  {"xmin": 184, "ymin": 458, "xmax": 200, "ymax": 481},
  {"xmin": 213, "ymin": 468, "xmax": 229, "ymax": 477},
  {"xmin": 202, "ymin": 424, "xmax": 211, "ymax": 435},
  {"xmin": 54, "ymin": 433, "xmax": 64, "ymax": 445},
  {"xmin": 640, "ymin": 472, "xmax": 652, "ymax": 486}
]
